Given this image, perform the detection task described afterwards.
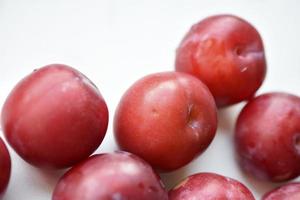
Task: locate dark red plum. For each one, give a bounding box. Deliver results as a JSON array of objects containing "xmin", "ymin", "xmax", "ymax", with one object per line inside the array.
[
  {"xmin": 0, "ymin": 138, "xmax": 10, "ymax": 197},
  {"xmin": 114, "ymin": 72, "xmax": 217, "ymax": 171},
  {"xmin": 176, "ymin": 14, "xmax": 266, "ymax": 107},
  {"xmin": 52, "ymin": 151, "xmax": 168, "ymax": 200},
  {"xmin": 169, "ymin": 172, "xmax": 255, "ymax": 200},
  {"xmin": 235, "ymin": 92, "xmax": 300, "ymax": 181},
  {"xmin": 263, "ymin": 182, "xmax": 300, "ymax": 200},
  {"xmin": 1, "ymin": 64, "xmax": 108, "ymax": 169}
]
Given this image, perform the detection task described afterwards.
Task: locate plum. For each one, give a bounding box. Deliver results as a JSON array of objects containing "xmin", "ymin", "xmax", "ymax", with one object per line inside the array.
[
  {"xmin": 114, "ymin": 72, "xmax": 217, "ymax": 171},
  {"xmin": 263, "ymin": 182, "xmax": 300, "ymax": 200},
  {"xmin": 0, "ymin": 138, "xmax": 10, "ymax": 197},
  {"xmin": 235, "ymin": 92, "xmax": 300, "ymax": 181},
  {"xmin": 169, "ymin": 172, "xmax": 255, "ymax": 200},
  {"xmin": 1, "ymin": 64, "xmax": 108, "ymax": 169},
  {"xmin": 52, "ymin": 151, "xmax": 168, "ymax": 200},
  {"xmin": 175, "ymin": 14, "xmax": 266, "ymax": 107}
]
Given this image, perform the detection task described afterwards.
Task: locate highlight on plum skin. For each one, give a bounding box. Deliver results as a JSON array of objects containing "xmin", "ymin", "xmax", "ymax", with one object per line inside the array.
[
  {"xmin": 1, "ymin": 64, "xmax": 109, "ymax": 169},
  {"xmin": 0, "ymin": 138, "xmax": 11, "ymax": 197},
  {"xmin": 175, "ymin": 14, "xmax": 266, "ymax": 107},
  {"xmin": 262, "ymin": 182, "xmax": 300, "ymax": 200},
  {"xmin": 169, "ymin": 172, "xmax": 255, "ymax": 200},
  {"xmin": 235, "ymin": 92, "xmax": 300, "ymax": 182},
  {"xmin": 52, "ymin": 151, "xmax": 168, "ymax": 200},
  {"xmin": 114, "ymin": 71, "xmax": 217, "ymax": 172}
]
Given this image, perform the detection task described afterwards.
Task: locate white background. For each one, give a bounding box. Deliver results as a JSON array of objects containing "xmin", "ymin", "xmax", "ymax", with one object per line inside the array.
[{"xmin": 1, "ymin": 0, "xmax": 300, "ymax": 199}]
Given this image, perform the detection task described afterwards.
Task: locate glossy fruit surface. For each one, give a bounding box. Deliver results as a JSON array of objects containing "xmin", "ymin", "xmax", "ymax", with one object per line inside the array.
[
  {"xmin": 176, "ymin": 14, "xmax": 266, "ymax": 107},
  {"xmin": 1, "ymin": 64, "xmax": 108, "ymax": 169},
  {"xmin": 114, "ymin": 72, "xmax": 217, "ymax": 171},
  {"xmin": 52, "ymin": 151, "xmax": 168, "ymax": 200},
  {"xmin": 169, "ymin": 172, "xmax": 255, "ymax": 200},
  {"xmin": 263, "ymin": 182, "xmax": 300, "ymax": 200},
  {"xmin": 235, "ymin": 92, "xmax": 300, "ymax": 181}
]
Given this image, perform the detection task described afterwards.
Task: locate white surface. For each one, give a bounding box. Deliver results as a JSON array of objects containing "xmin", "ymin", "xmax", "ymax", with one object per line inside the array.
[{"xmin": 0, "ymin": 0, "xmax": 300, "ymax": 199}]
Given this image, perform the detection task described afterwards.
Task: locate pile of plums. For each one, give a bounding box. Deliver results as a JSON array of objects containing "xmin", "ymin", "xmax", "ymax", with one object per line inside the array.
[{"xmin": 0, "ymin": 14, "xmax": 299, "ymax": 199}]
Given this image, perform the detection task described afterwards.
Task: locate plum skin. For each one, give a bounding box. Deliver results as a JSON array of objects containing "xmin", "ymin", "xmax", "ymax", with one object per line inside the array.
[
  {"xmin": 0, "ymin": 138, "xmax": 11, "ymax": 197},
  {"xmin": 175, "ymin": 14, "xmax": 266, "ymax": 107},
  {"xmin": 114, "ymin": 72, "xmax": 217, "ymax": 171},
  {"xmin": 169, "ymin": 172, "xmax": 255, "ymax": 200},
  {"xmin": 235, "ymin": 92, "xmax": 300, "ymax": 181},
  {"xmin": 263, "ymin": 182, "xmax": 300, "ymax": 200},
  {"xmin": 52, "ymin": 151, "xmax": 168, "ymax": 200},
  {"xmin": 1, "ymin": 64, "xmax": 109, "ymax": 169}
]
